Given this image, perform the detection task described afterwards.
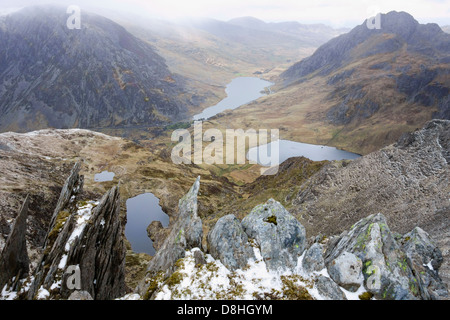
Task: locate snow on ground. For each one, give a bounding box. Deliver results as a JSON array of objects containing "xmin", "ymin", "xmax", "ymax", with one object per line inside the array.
[
  {"xmin": 152, "ymin": 247, "xmax": 365, "ymax": 300},
  {"xmin": 58, "ymin": 201, "xmax": 98, "ymax": 271}
]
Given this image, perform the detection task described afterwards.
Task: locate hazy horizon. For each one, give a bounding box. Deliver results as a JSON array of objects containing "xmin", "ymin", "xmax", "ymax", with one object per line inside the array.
[{"xmin": 0, "ymin": 0, "xmax": 449, "ymax": 28}]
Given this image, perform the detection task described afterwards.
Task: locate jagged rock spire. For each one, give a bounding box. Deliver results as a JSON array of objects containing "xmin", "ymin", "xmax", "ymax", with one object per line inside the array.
[{"xmin": 0, "ymin": 195, "xmax": 30, "ymax": 291}]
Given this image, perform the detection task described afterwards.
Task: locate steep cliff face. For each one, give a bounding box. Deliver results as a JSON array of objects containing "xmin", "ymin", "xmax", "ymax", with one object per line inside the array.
[
  {"xmin": 136, "ymin": 179, "xmax": 447, "ymax": 300},
  {"xmin": 0, "ymin": 162, "xmax": 127, "ymax": 300},
  {"xmin": 281, "ymin": 11, "xmax": 450, "ymax": 84},
  {"xmin": 0, "ymin": 6, "xmax": 188, "ymax": 133},
  {"xmin": 290, "ymin": 119, "xmax": 450, "ymax": 290},
  {"xmin": 280, "ymin": 11, "xmax": 450, "ymax": 126},
  {"xmin": 0, "ymin": 195, "xmax": 29, "ymax": 292}
]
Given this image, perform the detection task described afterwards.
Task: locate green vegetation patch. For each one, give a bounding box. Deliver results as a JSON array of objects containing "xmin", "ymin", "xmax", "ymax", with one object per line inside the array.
[{"xmin": 264, "ymin": 215, "xmax": 278, "ymax": 226}]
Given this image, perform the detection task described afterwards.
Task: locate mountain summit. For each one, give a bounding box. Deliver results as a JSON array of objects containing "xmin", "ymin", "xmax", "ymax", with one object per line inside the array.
[
  {"xmin": 281, "ymin": 11, "xmax": 450, "ymax": 84},
  {"xmin": 0, "ymin": 6, "xmax": 188, "ymax": 133}
]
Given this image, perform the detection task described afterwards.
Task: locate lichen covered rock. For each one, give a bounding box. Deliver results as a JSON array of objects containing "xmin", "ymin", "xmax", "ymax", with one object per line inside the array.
[
  {"xmin": 241, "ymin": 199, "xmax": 307, "ymax": 272},
  {"xmin": 400, "ymin": 227, "xmax": 448, "ymax": 299},
  {"xmin": 207, "ymin": 214, "xmax": 255, "ymax": 271},
  {"xmin": 302, "ymin": 242, "xmax": 325, "ymax": 274},
  {"xmin": 324, "ymin": 213, "xmax": 441, "ymax": 300}
]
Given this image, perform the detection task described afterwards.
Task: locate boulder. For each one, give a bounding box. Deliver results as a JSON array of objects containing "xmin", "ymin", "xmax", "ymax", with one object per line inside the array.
[
  {"xmin": 302, "ymin": 243, "xmax": 325, "ymax": 274},
  {"xmin": 400, "ymin": 227, "xmax": 448, "ymax": 299},
  {"xmin": 327, "ymin": 251, "xmax": 363, "ymax": 292},
  {"xmin": 241, "ymin": 199, "xmax": 307, "ymax": 272},
  {"xmin": 315, "ymin": 275, "xmax": 347, "ymax": 300},
  {"xmin": 324, "ymin": 213, "xmax": 421, "ymax": 300},
  {"xmin": 207, "ymin": 214, "xmax": 255, "ymax": 271}
]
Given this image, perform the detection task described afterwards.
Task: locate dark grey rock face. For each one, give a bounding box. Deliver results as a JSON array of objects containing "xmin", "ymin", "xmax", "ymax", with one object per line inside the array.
[
  {"xmin": 0, "ymin": 6, "xmax": 188, "ymax": 133},
  {"xmin": 62, "ymin": 186, "xmax": 127, "ymax": 300},
  {"xmin": 26, "ymin": 164, "xmax": 127, "ymax": 300},
  {"xmin": 315, "ymin": 275, "xmax": 347, "ymax": 300},
  {"xmin": 400, "ymin": 227, "xmax": 448, "ymax": 300},
  {"xmin": 241, "ymin": 199, "xmax": 307, "ymax": 272},
  {"xmin": 0, "ymin": 195, "xmax": 29, "ymax": 291},
  {"xmin": 301, "ymin": 242, "xmax": 325, "ymax": 274},
  {"xmin": 207, "ymin": 214, "xmax": 255, "ymax": 271},
  {"xmin": 281, "ymin": 11, "xmax": 450, "ymax": 84}
]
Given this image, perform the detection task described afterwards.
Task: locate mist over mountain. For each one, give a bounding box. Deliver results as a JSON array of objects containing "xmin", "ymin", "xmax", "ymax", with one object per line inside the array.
[
  {"xmin": 281, "ymin": 11, "xmax": 450, "ymax": 84},
  {"xmin": 190, "ymin": 16, "xmax": 347, "ymax": 49},
  {"xmin": 275, "ymin": 11, "xmax": 450, "ymax": 143},
  {"xmin": 208, "ymin": 11, "xmax": 450, "ymax": 156},
  {"xmin": 0, "ymin": 6, "xmax": 189, "ymax": 133},
  {"xmin": 110, "ymin": 13, "xmax": 348, "ymax": 117},
  {"xmin": 0, "ymin": 4, "xmax": 449, "ymax": 302}
]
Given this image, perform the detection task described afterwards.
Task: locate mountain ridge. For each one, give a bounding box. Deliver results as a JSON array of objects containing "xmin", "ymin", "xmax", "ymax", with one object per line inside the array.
[
  {"xmin": 281, "ymin": 11, "xmax": 450, "ymax": 85},
  {"xmin": 0, "ymin": 5, "xmax": 189, "ymax": 133},
  {"xmin": 207, "ymin": 10, "xmax": 449, "ymax": 156}
]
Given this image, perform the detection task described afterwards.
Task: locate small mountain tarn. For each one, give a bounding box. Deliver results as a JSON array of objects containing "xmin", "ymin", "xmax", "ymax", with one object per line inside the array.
[{"xmin": 125, "ymin": 193, "xmax": 169, "ymax": 256}]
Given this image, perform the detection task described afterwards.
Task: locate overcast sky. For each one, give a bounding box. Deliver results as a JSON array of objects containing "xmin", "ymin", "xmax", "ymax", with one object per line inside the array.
[{"xmin": 1, "ymin": 0, "xmax": 449, "ymax": 27}]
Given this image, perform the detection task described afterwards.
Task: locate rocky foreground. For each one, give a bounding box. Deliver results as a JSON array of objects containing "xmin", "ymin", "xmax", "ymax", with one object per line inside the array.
[
  {"xmin": 0, "ymin": 120, "xmax": 449, "ymax": 300},
  {"xmin": 134, "ymin": 177, "xmax": 447, "ymax": 300},
  {"xmin": 1, "ymin": 170, "xmax": 447, "ymax": 300}
]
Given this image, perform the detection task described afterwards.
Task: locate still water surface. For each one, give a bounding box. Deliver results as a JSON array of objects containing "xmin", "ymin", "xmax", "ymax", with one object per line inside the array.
[
  {"xmin": 125, "ymin": 193, "xmax": 169, "ymax": 255},
  {"xmin": 193, "ymin": 77, "xmax": 273, "ymax": 121}
]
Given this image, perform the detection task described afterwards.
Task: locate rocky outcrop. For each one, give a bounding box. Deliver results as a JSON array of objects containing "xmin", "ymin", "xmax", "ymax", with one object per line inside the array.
[
  {"xmin": 0, "ymin": 160, "xmax": 127, "ymax": 300},
  {"xmin": 241, "ymin": 199, "xmax": 307, "ymax": 272},
  {"xmin": 207, "ymin": 214, "xmax": 255, "ymax": 271},
  {"xmin": 324, "ymin": 213, "xmax": 448, "ymax": 300},
  {"xmin": 400, "ymin": 227, "xmax": 448, "ymax": 299},
  {"xmin": 292, "ymin": 119, "xmax": 450, "ymax": 290},
  {"xmin": 207, "ymin": 198, "xmax": 308, "ymax": 273},
  {"xmin": 137, "ymin": 177, "xmax": 203, "ymax": 297},
  {"xmin": 0, "ymin": 195, "xmax": 30, "ymax": 291},
  {"xmin": 27, "ymin": 184, "xmax": 126, "ymax": 300},
  {"xmin": 136, "ymin": 177, "xmax": 447, "ymax": 300},
  {"xmin": 65, "ymin": 186, "xmax": 127, "ymax": 300},
  {"xmin": 42, "ymin": 162, "xmax": 83, "ymax": 249}
]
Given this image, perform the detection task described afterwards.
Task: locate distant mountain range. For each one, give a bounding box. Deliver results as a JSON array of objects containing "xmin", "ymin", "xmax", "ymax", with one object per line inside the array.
[
  {"xmin": 280, "ymin": 11, "xmax": 450, "ymax": 123},
  {"xmin": 210, "ymin": 11, "xmax": 449, "ymax": 154},
  {"xmin": 0, "ymin": 6, "xmax": 189, "ymax": 133},
  {"xmin": 112, "ymin": 14, "xmax": 348, "ymax": 116},
  {"xmin": 0, "ymin": 6, "xmax": 352, "ymax": 132}
]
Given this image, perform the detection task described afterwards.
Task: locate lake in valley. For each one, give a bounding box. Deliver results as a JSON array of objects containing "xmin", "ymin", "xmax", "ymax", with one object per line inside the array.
[{"xmin": 125, "ymin": 193, "xmax": 169, "ymax": 255}]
